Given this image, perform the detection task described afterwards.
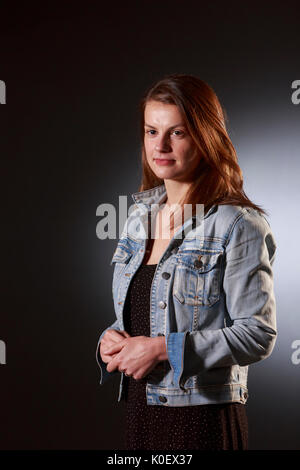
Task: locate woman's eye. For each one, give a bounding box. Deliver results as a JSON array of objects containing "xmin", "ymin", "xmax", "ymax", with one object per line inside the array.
[{"xmin": 145, "ymin": 129, "xmax": 184, "ymax": 136}]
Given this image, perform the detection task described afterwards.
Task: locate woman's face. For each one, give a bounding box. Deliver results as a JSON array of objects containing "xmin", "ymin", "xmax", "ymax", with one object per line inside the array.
[{"xmin": 144, "ymin": 100, "xmax": 200, "ymax": 182}]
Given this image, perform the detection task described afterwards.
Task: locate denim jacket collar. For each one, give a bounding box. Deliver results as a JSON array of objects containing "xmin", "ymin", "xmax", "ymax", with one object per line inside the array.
[{"xmin": 131, "ymin": 183, "xmax": 217, "ymax": 222}]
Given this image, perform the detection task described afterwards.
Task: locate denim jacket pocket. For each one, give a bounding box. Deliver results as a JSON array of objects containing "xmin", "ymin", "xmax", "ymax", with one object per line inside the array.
[{"xmin": 173, "ymin": 250, "xmax": 223, "ymax": 307}]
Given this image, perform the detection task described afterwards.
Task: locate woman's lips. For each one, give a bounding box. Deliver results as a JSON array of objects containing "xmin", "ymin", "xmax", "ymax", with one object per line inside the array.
[{"xmin": 154, "ymin": 159, "xmax": 175, "ymax": 166}]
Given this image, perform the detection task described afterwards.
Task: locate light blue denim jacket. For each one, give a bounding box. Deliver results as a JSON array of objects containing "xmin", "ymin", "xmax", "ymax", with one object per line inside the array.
[{"xmin": 96, "ymin": 183, "xmax": 277, "ymax": 407}]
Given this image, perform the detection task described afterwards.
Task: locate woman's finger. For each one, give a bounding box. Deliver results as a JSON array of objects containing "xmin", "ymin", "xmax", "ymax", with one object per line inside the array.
[
  {"xmin": 103, "ymin": 338, "xmax": 126, "ymax": 355},
  {"xmin": 106, "ymin": 329, "xmax": 130, "ymax": 342}
]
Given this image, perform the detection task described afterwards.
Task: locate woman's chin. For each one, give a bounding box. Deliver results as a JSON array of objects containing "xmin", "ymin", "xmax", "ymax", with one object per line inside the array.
[{"xmin": 152, "ymin": 167, "xmax": 180, "ymax": 179}]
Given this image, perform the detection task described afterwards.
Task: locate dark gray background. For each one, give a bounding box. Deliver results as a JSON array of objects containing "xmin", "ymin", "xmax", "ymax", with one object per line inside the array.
[{"xmin": 1, "ymin": 1, "xmax": 299, "ymax": 450}]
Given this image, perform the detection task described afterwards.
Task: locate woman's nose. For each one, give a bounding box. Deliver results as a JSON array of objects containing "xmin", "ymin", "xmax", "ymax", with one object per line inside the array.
[{"xmin": 155, "ymin": 134, "xmax": 172, "ymax": 152}]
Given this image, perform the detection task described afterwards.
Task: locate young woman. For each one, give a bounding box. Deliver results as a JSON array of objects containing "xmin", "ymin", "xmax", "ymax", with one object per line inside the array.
[{"xmin": 96, "ymin": 74, "xmax": 277, "ymax": 450}]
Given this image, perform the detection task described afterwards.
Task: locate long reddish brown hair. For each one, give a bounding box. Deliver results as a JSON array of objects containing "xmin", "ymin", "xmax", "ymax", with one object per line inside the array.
[{"xmin": 138, "ymin": 73, "xmax": 267, "ymax": 231}]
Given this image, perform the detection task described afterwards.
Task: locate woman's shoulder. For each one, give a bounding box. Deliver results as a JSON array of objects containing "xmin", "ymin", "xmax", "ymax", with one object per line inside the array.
[
  {"xmin": 213, "ymin": 204, "xmax": 276, "ymax": 259},
  {"xmin": 211, "ymin": 203, "xmax": 275, "ymax": 246},
  {"xmin": 213, "ymin": 203, "xmax": 270, "ymax": 228}
]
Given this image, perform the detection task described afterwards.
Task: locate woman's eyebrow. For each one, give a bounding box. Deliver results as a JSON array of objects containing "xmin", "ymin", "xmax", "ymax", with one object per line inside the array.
[{"xmin": 144, "ymin": 122, "xmax": 186, "ymax": 129}]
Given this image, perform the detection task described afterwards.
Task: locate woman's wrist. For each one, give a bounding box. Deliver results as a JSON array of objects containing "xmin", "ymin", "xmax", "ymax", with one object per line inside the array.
[{"xmin": 152, "ymin": 336, "xmax": 168, "ymax": 362}]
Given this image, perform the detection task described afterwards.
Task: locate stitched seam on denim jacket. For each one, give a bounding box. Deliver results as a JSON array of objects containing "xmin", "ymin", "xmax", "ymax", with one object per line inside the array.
[
  {"xmin": 224, "ymin": 210, "xmax": 246, "ymax": 249},
  {"xmin": 146, "ymin": 383, "xmax": 248, "ymax": 391}
]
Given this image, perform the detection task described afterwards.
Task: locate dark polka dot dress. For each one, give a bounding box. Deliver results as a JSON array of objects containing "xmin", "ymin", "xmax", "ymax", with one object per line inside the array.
[{"xmin": 122, "ymin": 263, "xmax": 249, "ymax": 451}]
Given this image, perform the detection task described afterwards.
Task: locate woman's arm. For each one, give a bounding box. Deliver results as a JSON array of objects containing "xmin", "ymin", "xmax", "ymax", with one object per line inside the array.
[{"xmin": 166, "ymin": 209, "xmax": 277, "ymax": 390}]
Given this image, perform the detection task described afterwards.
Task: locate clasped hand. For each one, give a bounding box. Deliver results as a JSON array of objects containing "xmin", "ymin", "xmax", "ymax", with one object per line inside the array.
[{"xmin": 100, "ymin": 329, "xmax": 162, "ymax": 381}]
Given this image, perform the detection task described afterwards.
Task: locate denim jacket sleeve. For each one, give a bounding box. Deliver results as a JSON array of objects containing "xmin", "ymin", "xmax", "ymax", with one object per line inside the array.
[
  {"xmin": 166, "ymin": 209, "xmax": 277, "ymax": 390},
  {"xmin": 95, "ymin": 318, "xmax": 122, "ymax": 385}
]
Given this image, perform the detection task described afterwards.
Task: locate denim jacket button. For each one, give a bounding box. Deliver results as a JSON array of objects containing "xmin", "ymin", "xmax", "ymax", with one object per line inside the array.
[
  {"xmin": 162, "ymin": 272, "xmax": 170, "ymax": 279},
  {"xmin": 194, "ymin": 259, "xmax": 203, "ymax": 268},
  {"xmin": 158, "ymin": 300, "xmax": 167, "ymax": 309},
  {"xmin": 159, "ymin": 395, "xmax": 167, "ymax": 403}
]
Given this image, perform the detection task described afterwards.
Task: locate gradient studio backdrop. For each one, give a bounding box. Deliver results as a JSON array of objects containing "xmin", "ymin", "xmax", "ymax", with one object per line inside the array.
[{"xmin": 1, "ymin": 2, "xmax": 299, "ymax": 450}]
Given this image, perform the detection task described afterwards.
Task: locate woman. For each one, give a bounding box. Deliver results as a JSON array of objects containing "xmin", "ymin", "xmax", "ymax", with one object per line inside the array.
[{"xmin": 96, "ymin": 74, "xmax": 277, "ymax": 450}]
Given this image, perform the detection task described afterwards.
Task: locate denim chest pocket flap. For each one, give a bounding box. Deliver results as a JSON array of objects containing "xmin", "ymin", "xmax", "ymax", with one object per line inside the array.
[{"xmin": 173, "ymin": 250, "xmax": 223, "ymax": 307}]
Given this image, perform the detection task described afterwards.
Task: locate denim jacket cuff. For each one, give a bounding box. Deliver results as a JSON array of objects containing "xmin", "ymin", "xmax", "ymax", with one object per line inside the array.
[{"xmin": 166, "ymin": 331, "xmax": 189, "ymax": 391}]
